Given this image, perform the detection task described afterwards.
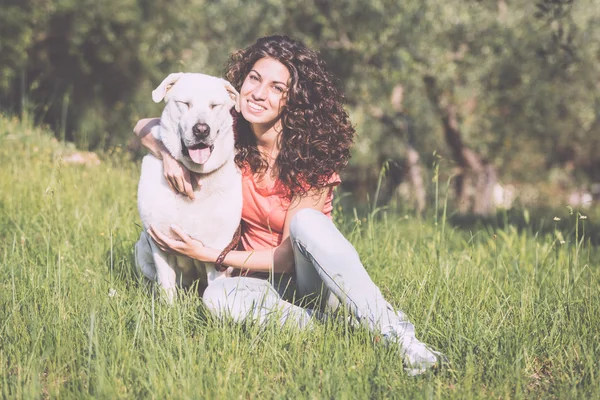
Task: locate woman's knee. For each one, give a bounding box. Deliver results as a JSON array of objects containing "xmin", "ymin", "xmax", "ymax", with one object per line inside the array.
[
  {"xmin": 290, "ymin": 208, "xmax": 330, "ymax": 242},
  {"xmin": 290, "ymin": 208, "xmax": 351, "ymax": 253},
  {"xmin": 202, "ymin": 278, "xmax": 230, "ymax": 313}
]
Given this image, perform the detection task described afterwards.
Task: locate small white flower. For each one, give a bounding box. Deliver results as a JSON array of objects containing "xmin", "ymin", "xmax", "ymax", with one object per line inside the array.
[
  {"xmin": 553, "ymin": 217, "xmax": 561, "ymax": 221},
  {"xmin": 579, "ymin": 215, "xmax": 588, "ymax": 220},
  {"xmin": 108, "ymin": 288, "xmax": 117, "ymax": 298},
  {"xmin": 560, "ymin": 240, "xmax": 566, "ymax": 245}
]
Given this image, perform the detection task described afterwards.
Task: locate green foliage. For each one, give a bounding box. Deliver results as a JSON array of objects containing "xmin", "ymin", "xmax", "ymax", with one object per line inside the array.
[
  {"xmin": 1, "ymin": 0, "xmax": 599, "ymax": 193},
  {"xmin": 2, "ymin": 116, "xmax": 600, "ymax": 398},
  {"xmin": 0, "ymin": 0, "xmax": 198, "ymax": 148}
]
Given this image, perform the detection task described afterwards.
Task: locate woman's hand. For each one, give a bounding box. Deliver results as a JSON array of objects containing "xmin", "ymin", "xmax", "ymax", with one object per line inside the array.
[
  {"xmin": 162, "ymin": 155, "xmax": 198, "ymax": 200},
  {"xmin": 133, "ymin": 118, "xmax": 199, "ymax": 199},
  {"xmin": 148, "ymin": 224, "xmax": 215, "ymax": 262}
]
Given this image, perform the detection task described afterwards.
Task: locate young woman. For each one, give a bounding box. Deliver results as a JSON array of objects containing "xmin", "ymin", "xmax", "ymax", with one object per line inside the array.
[{"xmin": 135, "ymin": 35, "xmax": 443, "ymax": 375}]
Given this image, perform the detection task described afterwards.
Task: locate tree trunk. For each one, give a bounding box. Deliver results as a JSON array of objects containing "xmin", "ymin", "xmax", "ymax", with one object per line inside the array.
[
  {"xmin": 405, "ymin": 144, "xmax": 426, "ymax": 214},
  {"xmin": 423, "ymin": 75, "xmax": 497, "ymax": 216},
  {"xmin": 371, "ymin": 84, "xmax": 427, "ymax": 214}
]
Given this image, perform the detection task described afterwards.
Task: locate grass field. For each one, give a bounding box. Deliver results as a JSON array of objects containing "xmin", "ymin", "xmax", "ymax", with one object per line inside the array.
[{"xmin": 1, "ymin": 115, "xmax": 599, "ymax": 399}]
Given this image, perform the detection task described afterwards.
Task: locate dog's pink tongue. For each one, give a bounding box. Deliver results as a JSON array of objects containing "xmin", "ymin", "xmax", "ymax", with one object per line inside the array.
[{"xmin": 189, "ymin": 147, "xmax": 211, "ymax": 164}]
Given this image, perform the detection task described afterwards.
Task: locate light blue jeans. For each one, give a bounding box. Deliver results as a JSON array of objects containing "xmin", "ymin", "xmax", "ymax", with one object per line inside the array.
[{"xmin": 203, "ymin": 208, "xmax": 413, "ymax": 338}]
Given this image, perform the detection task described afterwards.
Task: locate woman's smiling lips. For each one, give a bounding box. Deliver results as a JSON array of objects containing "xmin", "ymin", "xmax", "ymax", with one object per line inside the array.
[{"xmin": 247, "ymin": 100, "xmax": 267, "ymax": 113}]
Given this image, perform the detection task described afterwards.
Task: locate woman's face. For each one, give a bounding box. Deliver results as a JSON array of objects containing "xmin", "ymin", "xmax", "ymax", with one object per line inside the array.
[{"xmin": 239, "ymin": 57, "xmax": 290, "ymax": 133}]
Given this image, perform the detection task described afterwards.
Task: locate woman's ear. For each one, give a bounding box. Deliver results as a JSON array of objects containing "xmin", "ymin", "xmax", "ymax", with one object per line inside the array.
[
  {"xmin": 152, "ymin": 73, "xmax": 184, "ymax": 103},
  {"xmin": 221, "ymin": 79, "xmax": 240, "ymax": 112}
]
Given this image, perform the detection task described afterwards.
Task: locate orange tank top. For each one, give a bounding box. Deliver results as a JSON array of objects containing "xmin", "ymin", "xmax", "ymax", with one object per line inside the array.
[{"xmin": 240, "ymin": 169, "xmax": 341, "ymax": 251}]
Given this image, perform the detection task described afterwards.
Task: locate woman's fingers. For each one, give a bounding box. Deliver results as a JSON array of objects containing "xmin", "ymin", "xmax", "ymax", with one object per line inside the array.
[
  {"xmin": 169, "ymin": 225, "xmax": 190, "ymax": 242},
  {"xmin": 165, "ymin": 176, "xmax": 179, "ymax": 194},
  {"xmin": 148, "ymin": 226, "xmax": 176, "ymax": 253},
  {"xmin": 181, "ymin": 174, "xmax": 194, "ymax": 199},
  {"xmin": 148, "ymin": 225, "xmax": 205, "ymax": 261},
  {"xmin": 173, "ymin": 176, "xmax": 184, "ymax": 194},
  {"xmin": 164, "ymin": 170, "xmax": 195, "ymax": 199},
  {"xmin": 163, "ymin": 171, "xmax": 178, "ymax": 193},
  {"xmin": 147, "ymin": 227, "xmax": 164, "ymax": 246},
  {"xmin": 162, "ymin": 155, "xmax": 196, "ymax": 199},
  {"xmin": 155, "ymin": 242, "xmax": 169, "ymax": 252}
]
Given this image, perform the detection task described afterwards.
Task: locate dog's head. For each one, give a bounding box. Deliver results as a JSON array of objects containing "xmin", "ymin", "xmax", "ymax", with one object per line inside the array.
[{"xmin": 152, "ymin": 73, "xmax": 239, "ymax": 173}]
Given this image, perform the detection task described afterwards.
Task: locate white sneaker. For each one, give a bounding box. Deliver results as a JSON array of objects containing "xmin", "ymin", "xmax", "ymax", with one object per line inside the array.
[
  {"xmin": 398, "ymin": 335, "xmax": 444, "ymax": 376},
  {"xmin": 385, "ymin": 311, "xmax": 446, "ymax": 376}
]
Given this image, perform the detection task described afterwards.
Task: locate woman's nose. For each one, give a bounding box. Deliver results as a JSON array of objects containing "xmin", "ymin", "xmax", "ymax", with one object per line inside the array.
[{"xmin": 251, "ymin": 83, "xmax": 267, "ymax": 100}]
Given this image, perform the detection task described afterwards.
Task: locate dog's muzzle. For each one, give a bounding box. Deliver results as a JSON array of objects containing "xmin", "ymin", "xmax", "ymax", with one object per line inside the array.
[{"xmin": 181, "ymin": 136, "xmax": 214, "ymax": 165}]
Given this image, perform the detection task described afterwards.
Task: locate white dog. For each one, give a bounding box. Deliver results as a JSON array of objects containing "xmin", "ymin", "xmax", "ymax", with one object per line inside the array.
[{"xmin": 135, "ymin": 72, "xmax": 242, "ymax": 302}]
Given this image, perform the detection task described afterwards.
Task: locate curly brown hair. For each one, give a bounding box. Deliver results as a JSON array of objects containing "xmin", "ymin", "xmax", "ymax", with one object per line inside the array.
[{"xmin": 225, "ymin": 35, "xmax": 355, "ymax": 198}]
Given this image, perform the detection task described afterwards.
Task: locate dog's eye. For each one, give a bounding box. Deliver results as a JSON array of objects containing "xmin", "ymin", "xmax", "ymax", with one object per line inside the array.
[
  {"xmin": 176, "ymin": 101, "xmax": 190, "ymax": 109},
  {"xmin": 209, "ymin": 103, "xmax": 222, "ymax": 110}
]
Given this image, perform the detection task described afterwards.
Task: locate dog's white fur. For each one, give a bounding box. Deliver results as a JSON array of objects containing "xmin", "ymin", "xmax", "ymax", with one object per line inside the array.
[{"xmin": 135, "ymin": 72, "xmax": 242, "ymax": 302}]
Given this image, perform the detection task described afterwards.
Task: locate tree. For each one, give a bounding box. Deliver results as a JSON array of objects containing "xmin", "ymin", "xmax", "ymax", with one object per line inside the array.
[{"xmin": 1, "ymin": 0, "xmax": 599, "ymax": 211}]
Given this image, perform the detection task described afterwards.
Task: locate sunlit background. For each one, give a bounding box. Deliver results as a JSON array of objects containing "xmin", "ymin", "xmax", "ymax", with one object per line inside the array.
[{"xmin": 1, "ymin": 0, "xmax": 599, "ymax": 214}]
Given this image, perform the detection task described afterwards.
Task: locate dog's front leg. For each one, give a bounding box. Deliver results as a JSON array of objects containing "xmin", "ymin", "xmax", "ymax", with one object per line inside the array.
[
  {"xmin": 205, "ymin": 264, "xmax": 233, "ymax": 284},
  {"xmin": 146, "ymin": 234, "xmax": 178, "ymax": 304}
]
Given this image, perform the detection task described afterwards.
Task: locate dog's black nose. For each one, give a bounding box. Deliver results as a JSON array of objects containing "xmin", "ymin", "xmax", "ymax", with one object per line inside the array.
[{"xmin": 192, "ymin": 123, "xmax": 210, "ymax": 138}]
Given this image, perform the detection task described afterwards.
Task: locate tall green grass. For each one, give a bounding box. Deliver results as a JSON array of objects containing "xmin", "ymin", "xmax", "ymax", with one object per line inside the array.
[{"xmin": 1, "ymin": 115, "xmax": 598, "ymax": 399}]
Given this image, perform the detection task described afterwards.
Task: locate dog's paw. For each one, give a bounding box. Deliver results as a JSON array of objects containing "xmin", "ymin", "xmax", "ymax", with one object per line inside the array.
[{"xmin": 162, "ymin": 286, "xmax": 177, "ymax": 305}]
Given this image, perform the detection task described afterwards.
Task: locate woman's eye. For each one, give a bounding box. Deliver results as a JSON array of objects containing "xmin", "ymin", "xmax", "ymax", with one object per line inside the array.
[
  {"xmin": 249, "ymin": 75, "xmax": 259, "ymax": 82},
  {"xmin": 273, "ymin": 86, "xmax": 284, "ymax": 94}
]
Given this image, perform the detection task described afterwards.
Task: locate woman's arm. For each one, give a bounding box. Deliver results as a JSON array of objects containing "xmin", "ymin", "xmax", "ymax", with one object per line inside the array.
[
  {"xmin": 133, "ymin": 118, "xmax": 197, "ymax": 199},
  {"xmin": 133, "ymin": 118, "xmax": 166, "ymax": 159},
  {"xmin": 224, "ymin": 188, "xmax": 330, "ymax": 272},
  {"xmin": 148, "ymin": 186, "xmax": 332, "ymax": 274},
  {"xmin": 223, "ymin": 188, "xmax": 330, "ymax": 272},
  {"xmin": 148, "ymin": 224, "xmax": 295, "ymax": 273},
  {"xmin": 198, "ymin": 235, "xmax": 296, "ymax": 274}
]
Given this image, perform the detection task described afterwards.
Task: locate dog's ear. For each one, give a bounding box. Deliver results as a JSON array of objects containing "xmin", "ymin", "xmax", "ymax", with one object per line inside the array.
[
  {"xmin": 221, "ymin": 80, "xmax": 240, "ymax": 112},
  {"xmin": 152, "ymin": 73, "xmax": 184, "ymax": 103}
]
